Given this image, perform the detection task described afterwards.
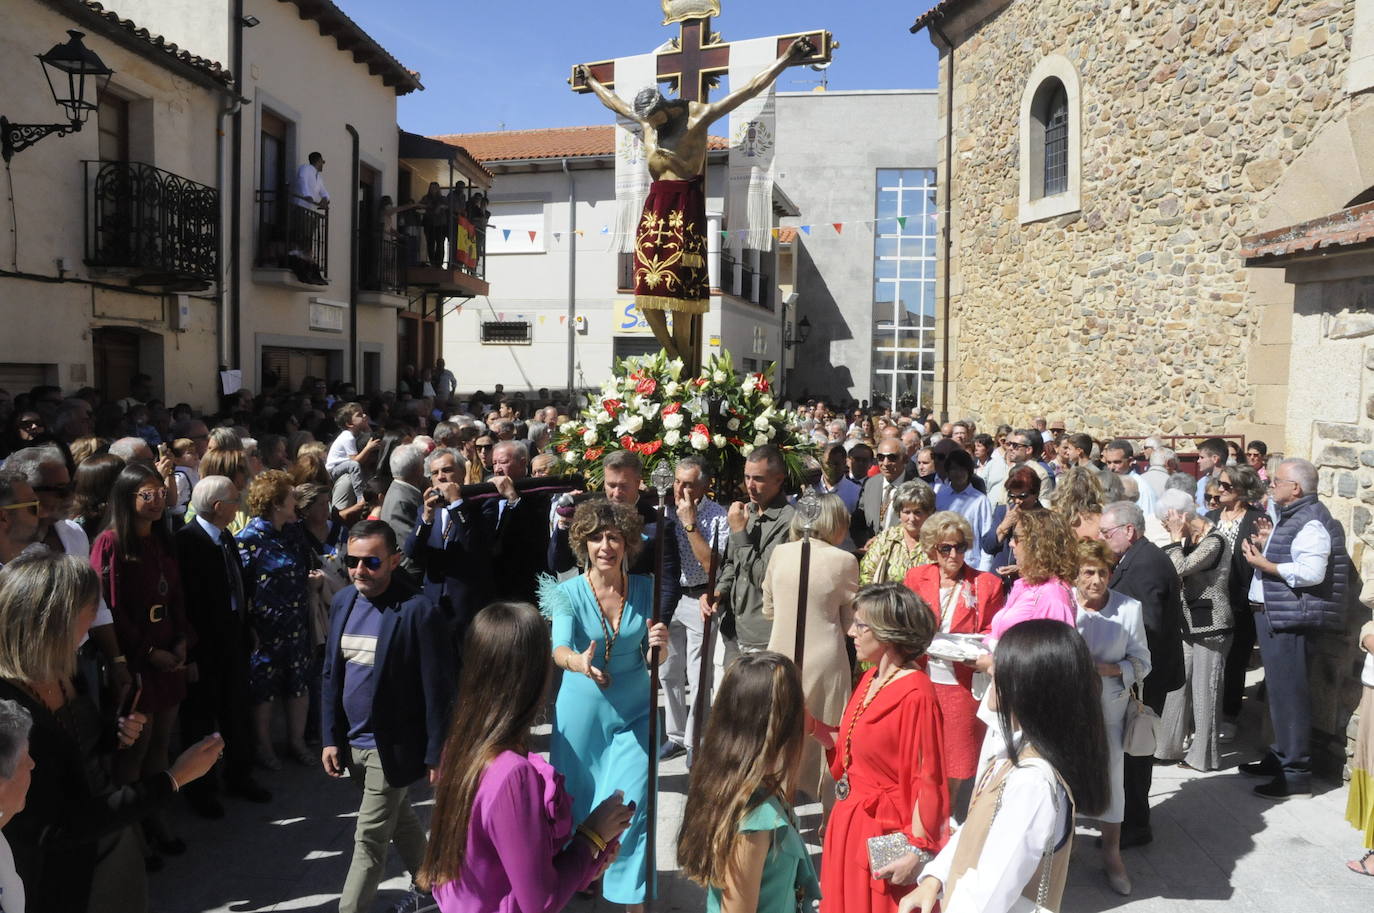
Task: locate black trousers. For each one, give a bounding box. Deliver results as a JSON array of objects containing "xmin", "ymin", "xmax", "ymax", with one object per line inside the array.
[
  {"xmin": 1122, "ymin": 678, "xmax": 1168, "ymax": 835},
  {"xmin": 424, "ymin": 225, "xmax": 446, "ymax": 267},
  {"xmin": 180, "ymin": 645, "xmax": 255, "ymax": 793},
  {"xmin": 1222, "ymin": 603, "xmax": 1257, "ymax": 718},
  {"xmin": 1254, "ymin": 609, "xmax": 1313, "ymax": 782}
]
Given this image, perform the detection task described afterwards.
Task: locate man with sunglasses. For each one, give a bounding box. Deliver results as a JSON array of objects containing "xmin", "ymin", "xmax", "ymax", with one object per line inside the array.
[
  {"xmin": 323, "ymin": 520, "xmax": 455, "ymax": 913},
  {"xmin": 988, "ymin": 429, "xmax": 1054, "ymax": 507},
  {"xmin": 851, "ymin": 438, "xmax": 915, "ymax": 550},
  {"xmin": 0, "ymin": 470, "xmax": 39, "ymax": 566}
]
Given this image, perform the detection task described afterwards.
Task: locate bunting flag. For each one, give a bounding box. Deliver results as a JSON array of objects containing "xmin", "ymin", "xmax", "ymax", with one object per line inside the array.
[
  {"xmin": 528, "ymin": 230, "xmax": 538, "ymax": 242},
  {"xmin": 554, "ymin": 232, "xmax": 562, "ymax": 243},
  {"xmin": 800, "ymin": 225, "xmax": 811, "ymax": 235},
  {"xmin": 833, "ymin": 223, "xmax": 843, "ymax": 234},
  {"xmin": 896, "ymin": 216, "xmax": 907, "ymax": 229},
  {"xmin": 575, "ymin": 229, "xmax": 585, "ymax": 237},
  {"xmin": 502, "ymin": 229, "xmax": 511, "ymax": 241}
]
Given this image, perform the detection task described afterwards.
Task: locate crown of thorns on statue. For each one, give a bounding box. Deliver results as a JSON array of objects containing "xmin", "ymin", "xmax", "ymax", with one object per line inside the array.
[{"xmin": 633, "ymin": 87, "xmax": 688, "ymax": 119}]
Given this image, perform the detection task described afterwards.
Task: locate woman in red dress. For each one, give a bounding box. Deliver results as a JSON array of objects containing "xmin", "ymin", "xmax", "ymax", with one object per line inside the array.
[
  {"xmin": 817, "ymin": 583, "xmax": 949, "ymax": 913},
  {"xmin": 903, "ymin": 511, "xmax": 1005, "ymax": 808}
]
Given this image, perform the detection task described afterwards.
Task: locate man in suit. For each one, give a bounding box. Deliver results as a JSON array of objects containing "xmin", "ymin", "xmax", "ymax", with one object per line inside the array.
[
  {"xmin": 175, "ymin": 475, "xmax": 272, "ymax": 817},
  {"xmin": 404, "ymin": 446, "xmax": 491, "ymax": 647},
  {"xmin": 705, "ymin": 445, "xmax": 796, "ymax": 657},
  {"xmin": 851, "ymin": 436, "xmax": 914, "ymax": 550},
  {"xmin": 378, "ymin": 443, "xmax": 425, "ymax": 582},
  {"xmin": 1101, "ymin": 499, "xmax": 1184, "ymax": 847},
  {"xmin": 322, "ymin": 520, "xmax": 455, "ymax": 913},
  {"xmin": 482, "ymin": 440, "xmax": 551, "ymax": 604}
]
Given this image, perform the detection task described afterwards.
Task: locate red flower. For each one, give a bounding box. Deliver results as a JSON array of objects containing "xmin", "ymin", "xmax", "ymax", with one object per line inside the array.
[
  {"xmin": 585, "ymin": 447, "xmax": 604, "ymax": 461},
  {"xmin": 662, "ymin": 401, "xmax": 682, "ymax": 415},
  {"xmin": 602, "ymin": 398, "xmax": 622, "ymax": 417},
  {"xmin": 754, "ymin": 373, "xmax": 771, "ymax": 393},
  {"xmin": 641, "ymin": 440, "xmax": 662, "ymax": 455},
  {"xmin": 692, "ymin": 423, "xmax": 709, "ymax": 436},
  {"xmin": 555, "ymin": 442, "xmax": 569, "ymax": 453},
  {"xmin": 620, "ymin": 434, "xmax": 635, "ymax": 450},
  {"xmin": 695, "ymin": 377, "xmax": 709, "ymax": 387},
  {"xmin": 635, "ymin": 377, "xmax": 657, "ymax": 395},
  {"xmin": 728, "ymin": 437, "xmax": 745, "ymax": 447}
]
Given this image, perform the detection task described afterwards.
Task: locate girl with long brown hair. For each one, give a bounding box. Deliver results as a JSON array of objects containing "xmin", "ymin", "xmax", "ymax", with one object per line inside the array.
[
  {"xmin": 677, "ymin": 651, "xmax": 820, "ymax": 913},
  {"xmin": 421, "ymin": 601, "xmax": 632, "ymax": 911}
]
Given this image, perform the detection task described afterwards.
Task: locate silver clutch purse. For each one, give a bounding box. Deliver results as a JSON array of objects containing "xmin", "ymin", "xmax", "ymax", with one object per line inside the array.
[{"xmin": 866, "ymin": 832, "xmax": 931, "ymax": 873}]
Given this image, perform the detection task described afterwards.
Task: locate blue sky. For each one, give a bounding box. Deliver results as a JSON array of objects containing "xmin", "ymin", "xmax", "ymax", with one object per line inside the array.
[{"xmin": 337, "ymin": 1, "xmax": 941, "ymax": 135}]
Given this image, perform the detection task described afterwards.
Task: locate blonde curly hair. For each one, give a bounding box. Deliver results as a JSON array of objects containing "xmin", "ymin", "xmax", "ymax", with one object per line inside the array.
[
  {"xmin": 1012, "ymin": 509, "xmax": 1079, "ymax": 584},
  {"xmin": 246, "ymin": 469, "xmax": 294, "ymax": 518}
]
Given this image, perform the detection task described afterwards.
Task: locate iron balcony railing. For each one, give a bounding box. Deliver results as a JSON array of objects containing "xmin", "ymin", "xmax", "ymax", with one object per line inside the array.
[
  {"xmin": 83, "ymin": 161, "xmax": 218, "ymax": 285},
  {"xmin": 255, "ymin": 189, "xmax": 328, "ymax": 279},
  {"xmin": 360, "ymin": 233, "xmax": 405, "ymax": 295}
]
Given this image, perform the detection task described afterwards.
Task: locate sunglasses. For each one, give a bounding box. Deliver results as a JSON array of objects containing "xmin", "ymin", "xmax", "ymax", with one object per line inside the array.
[
  {"xmin": 135, "ymin": 489, "xmax": 167, "ymax": 502},
  {"xmin": 1205, "ymin": 494, "xmax": 1222, "ymax": 503},
  {"xmin": 33, "ymin": 483, "xmax": 74, "ymax": 496},
  {"xmin": 19, "ymin": 419, "xmax": 44, "ymax": 428},
  {"xmin": 1217, "ymin": 481, "xmax": 1234, "ymax": 492},
  {"xmin": 1007, "ymin": 491, "xmax": 1031, "ymax": 501},
  {"xmin": 936, "ymin": 543, "xmax": 968, "ymax": 556},
  {"xmin": 877, "ymin": 452, "xmax": 903, "ymax": 462},
  {"xmin": 0, "ymin": 501, "xmax": 38, "ymax": 515},
  {"xmin": 343, "ymin": 554, "xmax": 384, "ymax": 570}
]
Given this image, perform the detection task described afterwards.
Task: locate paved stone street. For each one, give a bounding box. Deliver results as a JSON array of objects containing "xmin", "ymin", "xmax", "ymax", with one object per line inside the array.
[{"xmin": 150, "ymin": 703, "xmax": 1371, "ymax": 913}]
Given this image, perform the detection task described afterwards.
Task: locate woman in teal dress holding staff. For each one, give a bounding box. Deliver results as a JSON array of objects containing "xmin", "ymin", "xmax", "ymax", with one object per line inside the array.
[{"xmin": 542, "ymin": 498, "xmax": 668, "ymax": 912}]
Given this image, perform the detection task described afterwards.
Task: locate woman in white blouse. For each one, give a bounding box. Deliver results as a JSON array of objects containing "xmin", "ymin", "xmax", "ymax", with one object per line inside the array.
[
  {"xmin": 1073, "ymin": 539, "xmax": 1151, "ymax": 897},
  {"xmin": 902, "ymin": 620, "xmax": 1109, "ymax": 913}
]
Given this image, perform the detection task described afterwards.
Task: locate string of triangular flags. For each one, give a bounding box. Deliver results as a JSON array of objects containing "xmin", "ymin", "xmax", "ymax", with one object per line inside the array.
[{"xmin": 486, "ymin": 211, "xmax": 944, "ymax": 246}]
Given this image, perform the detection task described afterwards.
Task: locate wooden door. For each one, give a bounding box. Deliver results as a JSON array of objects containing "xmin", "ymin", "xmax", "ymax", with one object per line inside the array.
[{"xmin": 93, "ymin": 327, "xmax": 140, "ymax": 402}]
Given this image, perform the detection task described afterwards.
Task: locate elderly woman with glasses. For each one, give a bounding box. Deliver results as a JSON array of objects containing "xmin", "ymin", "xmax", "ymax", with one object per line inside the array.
[
  {"xmin": 237, "ymin": 469, "xmax": 323, "ymax": 770},
  {"xmin": 1155, "ymin": 489, "xmax": 1233, "ymax": 772},
  {"xmin": 903, "ymin": 511, "xmax": 1005, "ymax": 805},
  {"xmin": 860, "ymin": 480, "xmax": 936, "ymax": 585},
  {"xmin": 979, "ymin": 465, "xmax": 1044, "ymax": 581}
]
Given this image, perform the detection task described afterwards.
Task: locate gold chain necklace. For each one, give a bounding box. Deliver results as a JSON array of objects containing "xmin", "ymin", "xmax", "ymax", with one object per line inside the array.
[{"xmin": 835, "ymin": 665, "xmax": 905, "ymax": 801}]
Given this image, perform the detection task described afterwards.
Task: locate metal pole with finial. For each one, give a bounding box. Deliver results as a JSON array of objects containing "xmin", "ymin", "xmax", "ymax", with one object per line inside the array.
[
  {"xmin": 793, "ymin": 487, "xmax": 822, "ymax": 675},
  {"xmin": 645, "ymin": 460, "xmax": 675, "ymax": 908}
]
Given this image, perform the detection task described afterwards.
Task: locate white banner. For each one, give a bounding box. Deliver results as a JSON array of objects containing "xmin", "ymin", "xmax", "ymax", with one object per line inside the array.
[
  {"xmin": 727, "ymin": 37, "xmax": 779, "ymax": 253},
  {"xmin": 612, "ymin": 53, "xmax": 656, "ymax": 254}
]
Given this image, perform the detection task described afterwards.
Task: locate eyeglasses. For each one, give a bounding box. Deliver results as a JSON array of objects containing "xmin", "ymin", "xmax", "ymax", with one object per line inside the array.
[
  {"xmin": 135, "ymin": 489, "xmax": 167, "ymax": 502},
  {"xmin": 876, "ymin": 452, "xmax": 903, "ymax": 462},
  {"xmin": 343, "ymin": 554, "xmax": 384, "ymax": 570},
  {"xmin": 1007, "ymin": 441, "xmax": 1031, "ymax": 449},
  {"xmin": 852, "ymin": 620, "xmax": 871, "ymax": 634},
  {"xmin": 1099, "ymin": 523, "xmax": 1128, "ymax": 537},
  {"xmin": 1204, "ymin": 494, "xmax": 1222, "ymax": 503},
  {"xmin": 1007, "ymin": 491, "xmax": 1031, "ymax": 501},
  {"xmin": 18, "ymin": 419, "xmax": 44, "ymax": 429},
  {"xmin": 936, "ymin": 543, "xmax": 968, "ymax": 556},
  {"xmin": 0, "ymin": 501, "xmax": 38, "ymax": 515},
  {"xmin": 1217, "ymin": 481, "xmax": 1234, "ymax": 492},
  {"xmin": 33, "ymin": 483, "xmax": 74, "ymax": 496}
]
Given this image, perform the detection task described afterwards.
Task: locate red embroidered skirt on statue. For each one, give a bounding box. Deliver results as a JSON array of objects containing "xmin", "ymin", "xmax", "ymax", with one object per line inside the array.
[{"xmin": 634, "ymin": 177, "xmax": 709, "ymax": 315}]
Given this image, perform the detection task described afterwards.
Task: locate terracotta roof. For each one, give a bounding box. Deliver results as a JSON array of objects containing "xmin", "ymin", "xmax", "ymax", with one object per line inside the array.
[
  {"xmin": 910, "ymin": 0, "xmax": 972, "ymax": 34},
  {"xmin": 280, "ymin": 0, "xmax": 422, "ymax": 95},
  {"xmin": 398, "ymin": 131, "xmax": 494, "ymax": 183},
  {"xmin": 1240, "ymin": 201, "xmax": 1374, "ymax": 265},
  {"xmin": 433, "ymin": 125, "xmax": 729, "ymax": 163},
  {"xmin": 778, "ymin": 227, "xmax": 799, "ymax": 244},
  {"xmin": 54, "ymin": 1, "xmax": 234, "ymax": 88}
]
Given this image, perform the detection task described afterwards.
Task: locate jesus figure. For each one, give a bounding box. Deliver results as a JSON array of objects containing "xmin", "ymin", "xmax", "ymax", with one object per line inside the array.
[{"xmin": 576, "ymin": 35, "xmax": 812, "ymax": 370}]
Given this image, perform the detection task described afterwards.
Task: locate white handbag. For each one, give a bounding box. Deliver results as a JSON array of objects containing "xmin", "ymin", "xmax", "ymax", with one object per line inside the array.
[
  {"xmin": 1123, "ymin": 683, "xmax": 1161, "ymax": 758},
  {"xmin": 943, "ymin": 759, "xmax": 1062, "ymax": 913}
]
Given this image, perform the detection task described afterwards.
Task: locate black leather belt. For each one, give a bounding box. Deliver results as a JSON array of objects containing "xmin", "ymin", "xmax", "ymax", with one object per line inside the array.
[
  {"xmin": 682, "ymin": 583, "xmax": 710, "ymax": 597},
  {"xmin": 1250, "ymin": 601, "xmax": 1265, "ymax": 613}
]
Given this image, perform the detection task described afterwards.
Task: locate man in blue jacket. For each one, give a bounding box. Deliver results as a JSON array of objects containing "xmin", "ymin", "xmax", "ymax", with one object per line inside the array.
[{"xmin": 322, "ymin": 520, "xmax": 456, "ymax": 913}]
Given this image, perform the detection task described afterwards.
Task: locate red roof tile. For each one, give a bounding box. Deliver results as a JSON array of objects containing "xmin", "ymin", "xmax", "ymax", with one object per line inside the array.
[
  {"xmin": 1240, "ymin": 201, "xmax": 1374, "ymax": 265},
  {"xmin": 910, "ymin": 0, "xmax": 972, "ymax": 34},
  {"xmin": 778, "ymin": 227, "xmax": 799, "ymax": 243},
  {"xmin": 279, "ymin": 0, "xmax": 422, "ymax": 95},
  {"xmin": 67, "ymin": 1, "xmax": 234, "ymax": 87},
  {"xmin": 433, "ymin": 125, "xmax": 729, "ymax": 163}
]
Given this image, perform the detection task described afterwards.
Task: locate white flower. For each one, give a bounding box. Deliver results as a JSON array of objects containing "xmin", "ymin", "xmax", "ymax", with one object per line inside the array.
[
  {"xmin": 741, "ymin": 443, "xmax": 756, "ymax": 457},
  {"xmin": 690, "ymin": 431, "xmax": 710, "ymax": 451},
  {"xmin": 664, "ymin": 429, "xmax": 681, "ymax": 447},
  {"xmin": 638, "ymin": 400, "xmax": 660, "ymax": 420},
  {"xmin": 753, "ymin": 432, "xmax": 770, "ymax": 447},
  {"xmin": 713, "ymin": 434, "xmax": 726, "ymax": 448},
  {"xmin": 726, "ymin": 418, "xmax": 740, "ymax": 431},
  {"xmin": 667, "ymin": 358, "xmax": 685, "ymax": 380},
  {"xmin": 625, "ymin": 415, "xmax": 645, "ymax": 434},
  {"xmin": 712, "ymin": 370, "xmax": 727, "ymax": 384},
  {"xmin": 753, "ymin": 415, "xmax": 771, "ymax": 432},
  {"xmin": 766, "ymin": 425, "xmax": 777, "ymax": 439},
  {"xmin": 582, "ymin": 429, "xmax": 597, "ymax": 446},
  {"xmin": 595, "ymin": 410, "xmax": 612, "ymax": 425},
  {"xmin": 559, "ymin": 421, "xmax": 577, "ymax": 434},
  {"xmin": 741, "ymin": 375, "xmax": 757, "ymax": 394},
  {"xmin": 662, "ymin": 412, "xmax": 684, "ymax": 430},
  {"xmin": 665, "ymin": 381, "xmax": 681, "ymax": 397},
  {"xmin": 563, "ymin": 451, "xmax": 580, "ymax": 464}
]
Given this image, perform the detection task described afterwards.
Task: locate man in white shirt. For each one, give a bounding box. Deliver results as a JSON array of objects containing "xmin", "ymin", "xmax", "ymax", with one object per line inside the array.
[
  {"xmin": 1102, "ymin": 440, "xmax": 1157, "ymax": 517},
  {"xmin": 1141, "ymin": 446, "xmax": 1177, "ymax": 498},
  {"xmin": 290, "ymin": 151, "xmax": 330, "ymax": 284},
  {"xmin": 818, "ymin": 443, "xmax": 860, "ymax": 513},
  {"xmin": 1240, "ymin": 458, "xmax": 1347, "ymax": 799}
]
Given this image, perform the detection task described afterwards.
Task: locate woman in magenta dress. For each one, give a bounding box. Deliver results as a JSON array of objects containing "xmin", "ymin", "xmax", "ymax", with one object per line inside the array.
[
  {"xmin": 90, "ymin": 462, "xmax": 191, "ymax": 861},
  {"xmin": 903, "ymin": 511, "xmax": 1005, "ymax": 807},
  {"xmin": 817, "ymin": 583, "xmax": 948, "ymax": 913},
  {"xmin": 420, "ymin": 601, "xmax": 633, "ymax": 913},
  {"xmin": 984, "ymin": 509, "xmax": 1078, "ymax": 648}
]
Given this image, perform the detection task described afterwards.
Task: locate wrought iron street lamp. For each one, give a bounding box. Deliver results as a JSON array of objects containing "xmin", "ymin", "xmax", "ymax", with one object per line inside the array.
[
  {"xmin": 784, "ymin": 314, "xmax": 812, "ymax": 349},
  {"xmin": 2, "ymin": 30, "xmax": 114, "ymax": 162}
]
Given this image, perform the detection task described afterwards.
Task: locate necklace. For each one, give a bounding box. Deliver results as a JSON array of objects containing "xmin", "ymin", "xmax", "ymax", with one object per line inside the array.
[
  {"xmin": 835, "ymin": 664, "xmax": 905, "ymax": 801},
  {"xmin": 589, "ymin": 573, "xmax": 625, "ymax": 688}
]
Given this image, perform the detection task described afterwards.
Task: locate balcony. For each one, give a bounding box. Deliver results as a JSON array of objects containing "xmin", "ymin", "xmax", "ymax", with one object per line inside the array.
[
  {"xmin": 83, "ymin": 161, "xmax": 218, "ymax": 291},
  {"xmin": 358, "ymin": 232, "xmax": 406, "ymax": 306},
  {"xmin": 404, "ymin": 214, "xmax": 489, "ymax": 298},
  {"xmin": 254, "ymin": 189, "xmax": 329, "ymax": 288}
]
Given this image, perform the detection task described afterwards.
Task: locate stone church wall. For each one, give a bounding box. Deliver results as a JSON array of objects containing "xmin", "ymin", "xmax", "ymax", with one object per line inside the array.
[{"xmin": 939, "ymin": 0, "xmax": 1356, "ymax": 446}]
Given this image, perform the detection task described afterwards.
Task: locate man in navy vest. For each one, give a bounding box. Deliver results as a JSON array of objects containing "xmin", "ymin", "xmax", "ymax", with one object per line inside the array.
[{"xmin": 1240, "ymin": 458, "xmax": 1350, "ymax": 798}]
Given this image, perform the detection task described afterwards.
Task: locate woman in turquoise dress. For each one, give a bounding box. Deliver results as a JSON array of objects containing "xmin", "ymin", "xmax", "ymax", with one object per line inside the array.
[
  {"xmin": 542, "ymin": 498, "xmax": 668, "ymax": 912},
  {"xmin": 678, "ymin": 651, "xmax": 821, "ymax": 912}
]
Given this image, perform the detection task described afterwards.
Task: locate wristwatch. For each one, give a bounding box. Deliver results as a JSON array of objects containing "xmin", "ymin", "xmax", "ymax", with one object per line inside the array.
[{"xmin": 682, "ymin": 522, "xmax": 696, "ymax": 533}]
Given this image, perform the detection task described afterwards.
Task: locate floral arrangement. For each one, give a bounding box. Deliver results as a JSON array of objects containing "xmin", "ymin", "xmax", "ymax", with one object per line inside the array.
[{"xmin": 550, "ymin": 349, "xmax": 815, "ymax": 489}]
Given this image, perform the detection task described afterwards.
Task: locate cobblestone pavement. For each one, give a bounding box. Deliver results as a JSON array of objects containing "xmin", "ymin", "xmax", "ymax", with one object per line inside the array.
[{"xmin": 151, "ymin": 694, "xmax": 1370, "ymax": 913}]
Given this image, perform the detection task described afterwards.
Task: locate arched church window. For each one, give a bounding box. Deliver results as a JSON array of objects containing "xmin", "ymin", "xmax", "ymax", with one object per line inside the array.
[
  {"xmin": 1042, "ymin": 82, "xmax": 1069, "ymax": 196},
  {"xmin": 1019, "ymin": 56, "xmax": 1081, "ymax": 224}
]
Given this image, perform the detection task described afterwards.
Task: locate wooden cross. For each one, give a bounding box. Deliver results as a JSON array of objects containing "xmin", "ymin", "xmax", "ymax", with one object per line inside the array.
[{"xmin": 570, "ymin": 14, "xmax": 833, "ymax": 103}]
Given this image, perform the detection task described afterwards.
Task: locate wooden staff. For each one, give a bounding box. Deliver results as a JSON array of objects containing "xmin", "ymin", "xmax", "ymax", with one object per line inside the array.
[{"xmin": 691, "ymin": 524, "xmax": 720, "ymax": 754}]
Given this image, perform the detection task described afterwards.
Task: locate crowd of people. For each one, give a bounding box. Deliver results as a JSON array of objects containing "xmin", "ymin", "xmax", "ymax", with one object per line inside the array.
[{"xmin": 0, "ymin": 375, "xmax": 1368, "ymax": 913}]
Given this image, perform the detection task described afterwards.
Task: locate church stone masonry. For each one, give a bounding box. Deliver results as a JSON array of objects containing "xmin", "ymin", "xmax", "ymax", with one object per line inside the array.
[{"xmin": 917, "ymin": 0, "xmax": 1356, "ymax": 449}]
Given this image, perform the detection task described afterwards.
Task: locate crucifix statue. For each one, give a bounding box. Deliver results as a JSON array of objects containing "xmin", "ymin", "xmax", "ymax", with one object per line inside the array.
[{"xmin": 572, "ymin": 0, "xmax": 833, "ymax": 374}]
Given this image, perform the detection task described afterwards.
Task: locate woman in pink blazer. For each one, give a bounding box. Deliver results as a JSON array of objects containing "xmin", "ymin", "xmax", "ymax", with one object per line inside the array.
[{"xmin": 903, "ymin": 511, "xmax": 1005, "ymax": 803}]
